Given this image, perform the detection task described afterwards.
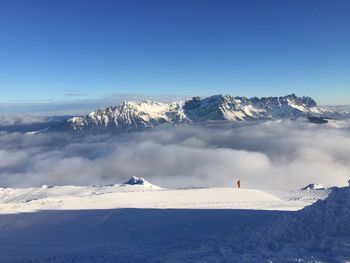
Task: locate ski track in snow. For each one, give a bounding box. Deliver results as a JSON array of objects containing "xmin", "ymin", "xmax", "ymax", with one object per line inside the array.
[{"xmin": 0, "ymin": 184, "xmax": 334, "ymax": 262}]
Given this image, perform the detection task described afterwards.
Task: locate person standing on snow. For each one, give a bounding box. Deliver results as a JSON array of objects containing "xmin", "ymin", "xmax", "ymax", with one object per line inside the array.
[{"xmin": 237, "ymin": 180, "xmax": 240, "ymax": 189}]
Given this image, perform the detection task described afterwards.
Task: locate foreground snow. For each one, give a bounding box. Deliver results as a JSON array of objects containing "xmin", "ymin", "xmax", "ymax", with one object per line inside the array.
[
  {"xmin": 222, "ymin": 183, "xmax": 350, "ymax": 262},
  {"xmin": 0, "ymin": 182, "xmax": 338, "ymax": 262},
  {"xmin": 0, "ymin": 184, "xmax": 329, "ymax": 214}
]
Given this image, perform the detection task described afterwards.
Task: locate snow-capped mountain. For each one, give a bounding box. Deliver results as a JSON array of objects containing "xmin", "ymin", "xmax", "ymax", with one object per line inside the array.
[
  {"xmin": 122, "ymin": 176, "xmax": 161, "ymax": 189},
  {"xmin": 67, "ymin": 94, "xmax": 334, "ymax": 132}
]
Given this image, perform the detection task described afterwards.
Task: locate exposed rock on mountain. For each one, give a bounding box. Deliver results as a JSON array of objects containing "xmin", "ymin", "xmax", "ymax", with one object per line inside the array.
[{"xmin": 67, "ymin": 94, "xmax": 334, "ymax": 133}]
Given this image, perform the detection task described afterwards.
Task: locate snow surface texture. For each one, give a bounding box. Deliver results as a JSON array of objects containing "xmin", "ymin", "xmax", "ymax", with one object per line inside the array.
[
  {"xmin": 0, "ymin": 180, "xmax": 337, "ymax": 263},
  {"xmin": 222, "ymin": 182, "xmax": 350, "ymax": 262},
  {"xmin": 0, "ymin": 184, "xmax": 321, "ymax": 214},
  {"xmin": 68, "ymin": 94, "xmax": 343, "ymax": 133}
]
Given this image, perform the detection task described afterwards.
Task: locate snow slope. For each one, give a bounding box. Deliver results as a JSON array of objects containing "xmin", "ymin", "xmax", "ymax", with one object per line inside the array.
[
  {"xmin": 0, "ymin": 182, "xmax": 333, "ymax": 262},
  {"xmin": 0, "ymin": 184, "xmax": 329, "ymax": 215},
  {"xmin": 218, "ymin": 183, "xmax": 350, "ymax": 262}
]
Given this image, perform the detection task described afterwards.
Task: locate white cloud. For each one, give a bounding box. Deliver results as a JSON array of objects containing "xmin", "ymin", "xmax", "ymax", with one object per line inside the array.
[
  {"xmin": 0, "ymin": 120, "xmax": 349, "ymax": 189},
  {"xmin": 0, "ymin": 150, "xmax": 27, "ymax": 168}
]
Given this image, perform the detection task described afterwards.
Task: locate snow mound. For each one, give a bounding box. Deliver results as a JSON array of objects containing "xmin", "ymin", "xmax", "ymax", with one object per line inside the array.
[
  {"xmin": 122, "ymin": 176, "xmax": 161, "ymax": 189},
  {"xmin": 231, "ymin": 180, "xmax": 350, "ymax": 261},
  {"xmin": 301, "ymin": 182, "xmax": 325, "ymax": 190}
]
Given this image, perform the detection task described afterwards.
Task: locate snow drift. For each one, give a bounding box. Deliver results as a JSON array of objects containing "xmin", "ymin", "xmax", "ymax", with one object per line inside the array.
[{"xmin": 225, "ymin": 181, "xmax": 350, "ymax": 262}]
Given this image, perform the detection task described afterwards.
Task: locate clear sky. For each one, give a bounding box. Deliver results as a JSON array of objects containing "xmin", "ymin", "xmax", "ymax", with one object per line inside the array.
[{"xmin": 1, "ymin": 0, "xmax": 349, "ymax": 106}]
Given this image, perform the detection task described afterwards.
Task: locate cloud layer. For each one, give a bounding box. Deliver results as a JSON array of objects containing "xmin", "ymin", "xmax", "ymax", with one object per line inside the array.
[{"xmin": 0, "ymin": 120, "xmax": 350, "ymax": 189}]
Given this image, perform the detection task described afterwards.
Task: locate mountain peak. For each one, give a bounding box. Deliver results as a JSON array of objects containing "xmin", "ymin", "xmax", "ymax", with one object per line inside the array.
[{"xmin": 122, "ymin": 176, "xmax": 161, "ymax": 189}]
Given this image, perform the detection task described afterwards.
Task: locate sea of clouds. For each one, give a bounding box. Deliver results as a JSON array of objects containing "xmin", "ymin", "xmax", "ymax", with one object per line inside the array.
[{"xmin": 0, "ymin": 119, "xmax": 350, "ymax": 189}]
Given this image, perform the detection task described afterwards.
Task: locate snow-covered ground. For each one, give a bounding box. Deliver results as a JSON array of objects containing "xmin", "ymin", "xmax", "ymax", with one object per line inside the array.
[
  {"xmin": 0, "ymin": 179, "xmax": 338, "ymax": 263},
  {"xmin": 0, "ymin": 185, "xmax": 328, "ymax": 214}
]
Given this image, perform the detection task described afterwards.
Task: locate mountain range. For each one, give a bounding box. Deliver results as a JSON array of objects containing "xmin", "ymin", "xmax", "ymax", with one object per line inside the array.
[{"xmin": 66, "ymin": 94, "xmax": 342, "ymax": 133}]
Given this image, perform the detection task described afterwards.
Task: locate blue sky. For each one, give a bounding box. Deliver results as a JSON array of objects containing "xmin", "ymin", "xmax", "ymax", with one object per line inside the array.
[{"xmin": 0, "ymin": 0, "xmax": 349, "ymax": 107}]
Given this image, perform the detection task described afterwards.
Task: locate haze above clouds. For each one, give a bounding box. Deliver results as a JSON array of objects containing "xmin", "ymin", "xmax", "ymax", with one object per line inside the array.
[
  {"xmin": 0, "ymin": 93, "xmax": 188, "ymax": 115},
  {"xmin": 1, "ymin": 120, "xmax": 350, "ymax": 190}
]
